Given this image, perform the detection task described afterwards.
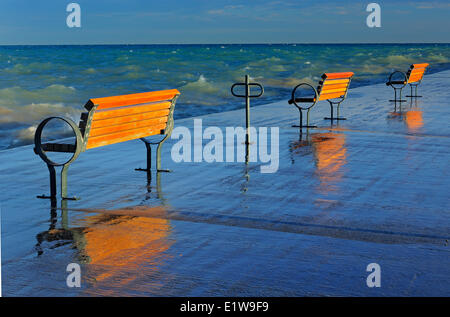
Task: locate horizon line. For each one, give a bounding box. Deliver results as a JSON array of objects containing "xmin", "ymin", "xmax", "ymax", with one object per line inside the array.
[{"xmin": 1, "ymin": 42, "xmax": 450, "ymax": 46}]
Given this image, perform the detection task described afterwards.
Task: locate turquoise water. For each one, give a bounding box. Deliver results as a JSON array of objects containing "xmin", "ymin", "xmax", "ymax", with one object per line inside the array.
[{"xmin": 1, "ymin": 43, "xmax": 450, "ymax": 150}]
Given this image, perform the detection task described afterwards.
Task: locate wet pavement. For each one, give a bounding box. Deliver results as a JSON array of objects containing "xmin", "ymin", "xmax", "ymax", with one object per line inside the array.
[{"xmin": 1, "ymin": 71, "xmax": 449, "ymax": 296}]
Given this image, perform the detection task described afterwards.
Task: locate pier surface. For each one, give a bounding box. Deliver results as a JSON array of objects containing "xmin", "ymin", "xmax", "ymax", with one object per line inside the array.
[{"xmin": 1, "ymin": 71, "xmax": 450, "ymax": 296}]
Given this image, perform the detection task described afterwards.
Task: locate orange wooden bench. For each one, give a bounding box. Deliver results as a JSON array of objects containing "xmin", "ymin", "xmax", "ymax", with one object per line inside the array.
[
  {"xmin": 34, "ymin": 89, "xmax": 180, "ymax": 200},
  {"xmin": 288, "ymin": 72, "xmax": 354, "ymax": 128},
  {"xmin": 386, "ymin": 63, "xmax": 429, "ymax": 102}
]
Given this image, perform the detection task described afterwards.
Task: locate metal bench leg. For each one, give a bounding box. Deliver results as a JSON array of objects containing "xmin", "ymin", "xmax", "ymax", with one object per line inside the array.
[
  {"xmin": 37, "ymin": 162, "xmax": 79, "ymax": 201},
  {"xmin": 415, "ymin": 85, "xmax": 422, "ymax": 98},
  {"xmin": 157, "ymin": 135, "xmax": 171, "ymax": 173},
  {"xmin": 306, "ymin": 108, "xmax": 317, "ymax": 128},
  {"xmin": 336, "ymin": 103, "xmax": 346, "ymax": 120},
  {"xmin": 60, "ymin": 199, "xmax": 69, "ymax": 229},
  {"xmin": 324, "ymin": 102, "xmax": 334, "ymax": 121},
  {"xmin": 406, "ymin": 84, "xmax": 414, "ymax": 98},
  {"xmin": 324, "ymin": 101, "xmax": 346, "ymax": 121},
  {"xmin": 406, "ymin": 84, "xmax": 422, "ymax": 98},
  {"xmin": 292, "ymin": 108, "xmax": 303, "ymax": 128},
  {"xmin": 136, "ymin": 140, "xmax": 152, "ymax": 172},
  {"xmin": 390, "ymin": 87, "xmax": 406, "ymax": 102},
  {"xmin": 292, "ymin": 108, "xmax": 316, "ymax": 129},
  {"xmin": 136, "ymin": 135, "xmax": 171, "ymax": 173},
  {"xmin": 61, "ymin": 164, "xmax": 78, "ymax": 200},
  {"xmin": 37, "ymin": 164, "xmax": 57, "ymax": 199}
]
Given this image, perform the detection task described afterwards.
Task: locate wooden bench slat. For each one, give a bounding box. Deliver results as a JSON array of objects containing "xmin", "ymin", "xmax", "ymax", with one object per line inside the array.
[
  {"xmin": 91, "ymin": 89, "xmax": 178, "ymax": 105},
  {"xmin": 409, "ymin": 69, "xmax": 425, "ymax": 75},
  {"xmin": 319, "ymin": 87, "xmax": 348, "ymax": 95},
  {"xmin": 409, "ymin": 71, "xmax": 425, "ymax": 77},
  {"xmin": 318, "ymin": 91, "xmax": 345, "ymax": 101},
  {"xmin": 89, "ymin": 116, "xmax": 168, "ymax": 137},
  {"xmin": 320, "ymin": 83, "xmax": 349, "ymax": 90},
  {"xmin": 409, "ymin": 72, "xmax": 425, "ymax": 79},
  {"xmin": 90, "ymin": 109, "xmax": 170, "ymax": 129},
  {"xmin": 411, "ymin": 63, "xmax": 429, "ymax": 69},
  {"xmin": 86, "ymin": 124, "xmax": 167, "ymax": 149},
  {"xmin": 409, "ymin": 72, "xmax": 424, "ymax": 79},
  {"xmin": 89, "ymin": 89, "xmax": 179, "ymax": 110},
  {"xmin": 322, "ymin": 72, "xmax": 354, "ymax": 80},
  {"xmin": 92, "ymin": 101, "xmax": 171, "ymax": 121},
  {"xmin": 408, "ymin": 77, "xmax": 423, "ymax": 84},
  {"xmin": 320, "ymin": 79, "xmax": 350, "ymax": 86}
]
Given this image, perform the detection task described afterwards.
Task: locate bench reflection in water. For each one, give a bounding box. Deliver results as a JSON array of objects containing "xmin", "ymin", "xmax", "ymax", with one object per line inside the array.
[
  {"xmin": 387, "ymin": 102, "xmax": 424, "ymax": 134},
  {"xmin": 288, "ymin": 130, "xmax": 347, "ymax": 193},
  {"xmin": 404, "ymin": 110, "xmax": 424, "ymax": 133},
  {"xmin": 36, "ymin": 199, "xmax": 173, "ymax": 289},
  {"xmin": 311, "ymin": 132, "xmax": 347, "ymax": 193}
]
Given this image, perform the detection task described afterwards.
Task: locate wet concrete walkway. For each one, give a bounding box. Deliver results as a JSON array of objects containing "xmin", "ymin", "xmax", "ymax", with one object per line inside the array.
[{"xmin": 1, "ymin": 71, "xmax": 450, "ymax": 296}]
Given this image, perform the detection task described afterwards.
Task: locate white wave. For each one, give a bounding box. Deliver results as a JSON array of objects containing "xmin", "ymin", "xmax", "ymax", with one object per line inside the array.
[
  {"xmin": 0, "ymin": 103, "xmax": 81, "ymax": 125},
  {"xmin": 181, "ymin": 75, "xmax": 220, "ymax": 94},
  {"xmin": 16, "ymin": 125, "xmax": 37, "ymax": 142},
  {"xmin": 0, "ymin": 85, "xmax": 77, "ymax": 107}
]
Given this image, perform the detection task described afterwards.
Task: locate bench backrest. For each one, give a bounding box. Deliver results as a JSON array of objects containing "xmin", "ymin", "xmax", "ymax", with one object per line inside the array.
[
  {"xmin": 316, "ymin": 72, "xmax": 354, "ymax": 101},
  {"xmin": 406, "ymin": 63, "xmax": 429, "ymax": 84},
  {"xmin": 79, "ymin": 89, "xmax": 180, "ymax": 150}
]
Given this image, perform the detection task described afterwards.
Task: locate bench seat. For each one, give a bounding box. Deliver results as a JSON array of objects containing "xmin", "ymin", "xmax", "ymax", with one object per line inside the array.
[{"xmin": 34, "ymin": 89, "xmax": 180, "ymax": 200}]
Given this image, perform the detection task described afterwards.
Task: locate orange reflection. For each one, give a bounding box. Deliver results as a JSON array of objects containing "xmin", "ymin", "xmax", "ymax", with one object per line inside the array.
[
  {"xmin": 70, "ymin": 206, "xmax": 173, "ymax": 289},
  {"xmin": 311, "ymin": 132, "xmax": 347, "ymax": 192},
  {"xmin": 404, "ymin": 110, "xmax": 423, "ymax": 133}
]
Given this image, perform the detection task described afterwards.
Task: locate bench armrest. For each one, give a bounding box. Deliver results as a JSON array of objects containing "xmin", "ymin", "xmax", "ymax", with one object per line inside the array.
[
  {"xmin": 289, "ymin": 97, "xmax": 316, "ymax": 104},
  {"xmin": 38, "ymin": 143, "xmax": 77, "ymax": 153},
  {"xmin": 386, "ymin": 80, "xmax": 406, "ymax": 86}
]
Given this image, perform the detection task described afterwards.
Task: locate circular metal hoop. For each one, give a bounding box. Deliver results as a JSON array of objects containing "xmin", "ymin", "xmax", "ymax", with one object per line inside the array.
[
  {"xmin": 231, "ymin": 83, "xmax": 264, "ymax": 98},
  {"xmin": 388, "ymin": 71, "xmax": 407, "ymax": 89},
  {"xmin": 34, "ymin": 117, "xmax": 83, "ymax": 166},
  {"xmin": 290, "ymin": 83, "xmax": 318, "ymax": 110}
]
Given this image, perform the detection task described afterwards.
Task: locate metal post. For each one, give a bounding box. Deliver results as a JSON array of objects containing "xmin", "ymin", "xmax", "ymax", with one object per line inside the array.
[
  {"xmin": 156, "ymin": 171, "xmax": 162, "ymax": 200},
  {"xmin": 231, "ymin": 75, "xmax": 264, "ymax": 164},
  {"xmin": 299, "ymin": 109, "xmax": 303, "ymax": 129},
  {"xmin": 61, "ymin": 199, "xmax": 69, "ymax": 229},
  {"xmin": 61, "ymin": 165, "xmax": 68, "ymax": 199},
  {"xmin": 48, "ymin": 164, "xmax": 57, "ymax": 199},
  {"xmin": 307, "ymin": 108, "xmax": 312, "ymax": 127},
  {"xmin": 61, "ymin": 164, "xmax": 77, "ymax": 200},
  {"xmin": 245, "ymin": 75, "xmax": 250, "ymax": 146}
]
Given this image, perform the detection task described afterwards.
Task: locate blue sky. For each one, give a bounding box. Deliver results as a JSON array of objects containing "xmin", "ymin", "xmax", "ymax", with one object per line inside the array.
[{"xmin": 0, "ymin": 0, "xmax": 449, "ymax": 44}]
